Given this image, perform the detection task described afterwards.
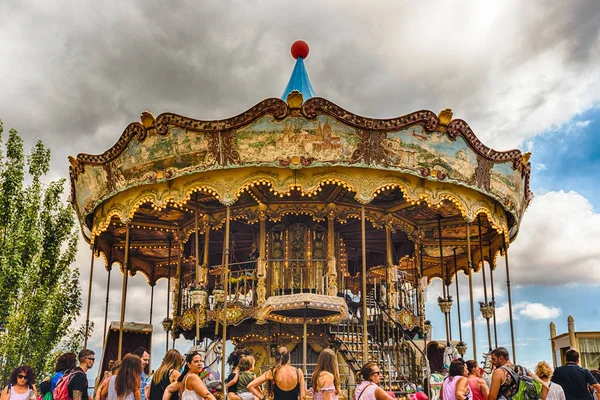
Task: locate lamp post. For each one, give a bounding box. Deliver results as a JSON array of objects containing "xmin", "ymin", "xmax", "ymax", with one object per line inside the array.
[{"xmin": 437, "ymin": 295, "xmax": 453, "ymax": 345}]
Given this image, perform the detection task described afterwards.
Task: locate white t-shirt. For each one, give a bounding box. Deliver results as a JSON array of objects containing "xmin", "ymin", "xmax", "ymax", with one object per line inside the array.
[{"xmin": 547, "ymin": 382, "xmax": 565, "ymax": 400}]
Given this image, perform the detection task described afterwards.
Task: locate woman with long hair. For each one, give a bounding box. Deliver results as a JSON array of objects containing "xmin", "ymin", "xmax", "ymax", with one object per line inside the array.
[
  {"xmin": 353, "ymin": 362, "xmax": 394, "ymax": 400},
  {"xmin": 440, "ymin": 359, "xmax": 470, "ymax": 400},
  {"xmin": 1, "ymin": 366, "xmax": 37, "ymax": 400},
  {"xmin": 247, "ymin": 346, "xmax": 306, "ymax": 400},
  {"xmin": 535, "ymin": 361, "xmax": 565, "ymax": 400},
  {"xmin": 465, "ymin": 360, "xmax": 488, "ymax": 400},
  {"xmin": 163, "ymin": 352, "xmax": 216, "ymax": 400},
  {"xmin": 108, "ymin": 354, "xmax": 143, "ymax": 400},
  {"xmin": 149, "ymin": 350, "xmax": 184, "ymax": 400},
  {"xmin": 310, "ymin": 349, "xmax": 340, "ymax": 400}
]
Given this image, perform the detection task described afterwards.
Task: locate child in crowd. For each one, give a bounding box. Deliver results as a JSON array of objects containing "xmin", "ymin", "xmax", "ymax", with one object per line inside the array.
[{"xmin": 234, "ymin": 356, "xmax": 256, "ymax": 400}]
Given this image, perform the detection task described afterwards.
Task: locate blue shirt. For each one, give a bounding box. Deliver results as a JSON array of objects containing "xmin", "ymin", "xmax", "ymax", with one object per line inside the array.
[
  {"xmin": 51, "ymin": 372, "xmax": 64, "ymax": 392},
  {"xmin": 140, "ymin": 371, "xmax": 146, "ymax": 400}
]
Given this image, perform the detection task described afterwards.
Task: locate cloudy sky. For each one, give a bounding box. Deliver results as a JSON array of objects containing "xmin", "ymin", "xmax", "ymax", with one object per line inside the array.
[{"xmin": 2, "ymin": 0, "xmax": 600, "ymax": 374}]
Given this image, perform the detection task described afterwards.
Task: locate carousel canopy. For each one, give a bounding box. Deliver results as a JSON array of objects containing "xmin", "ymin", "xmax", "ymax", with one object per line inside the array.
[{"xmin": 68, "ymin": 42, "xmax": 532, "ymax": 285}]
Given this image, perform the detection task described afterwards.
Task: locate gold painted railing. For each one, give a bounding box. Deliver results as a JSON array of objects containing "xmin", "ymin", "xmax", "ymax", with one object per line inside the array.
[{"xmin": 266, "ymin": 259, "xmax": 328, "ymax": 296}]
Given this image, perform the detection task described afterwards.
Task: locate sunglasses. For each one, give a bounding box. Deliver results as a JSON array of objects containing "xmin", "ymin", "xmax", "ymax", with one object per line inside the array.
[
  {"xmin": 371, "ymin": 371, "xmax": 383, "ymax": 376},
  {"xmin": 18, "ymin": 374, "xmax": 28, "ymax": 379},
  {"xmin": 87, "ymin": 357, "xmax": 96, "ymax": 361}
]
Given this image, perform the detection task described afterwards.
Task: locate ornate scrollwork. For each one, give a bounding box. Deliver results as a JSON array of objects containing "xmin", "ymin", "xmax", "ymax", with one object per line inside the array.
[
  {"xmin": 302, "ymin": 98, "xmax": 439, "ymax": 133},
  {"xmin": 221, "ymin": 131, "xmax": 241, "ymax": 166},
  {"xmin": 350, "ymin": 130, "xmax": 387, "ymax": 166}
]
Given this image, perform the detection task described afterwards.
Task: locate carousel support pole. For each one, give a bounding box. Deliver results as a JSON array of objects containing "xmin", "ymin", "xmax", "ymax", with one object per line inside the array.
[
  {"xmin": 488, "ymin": 245, "xmax": 498, "ymax": 348},
  {"xmin": 327, "ymin": 204, "xmax": 338, "ymax": 296},
  {"xmin": 221, "ymin": 206, "xmax": 231, "ymax": 398},
  {"xmin": 166, "ymin": 238, "xmax": 171, "ymax": 353},
  {"xmin": 102, "ymin": 247, "xmax": 113, "ymax": 349},
  {"xmin": 361, "ymin": 206, "xmax": 368, "ymax": 364},
  {"xmin": 174, "ymin": 236, "xmax": 183, "ymax": 350},
  {"xmin": 466, "ymin": 222, "xmax": 477, "ymax": 361},
  {"xmin": 303, "ymin": 302, "xmax": 308, "ymax": 374},
  {"xmin": 477, "ymin": 215, "xmax": 492, "ymax": 351},
  {"xmin": 149, "ymin": 264, "xmax": 156, "ymax": 324},
  {"xmin": 385, "ymin": 219, "xmax": 395, "ymax": 312},
  {"xmin": 453, "ymin": 249, "xmax": 463, "ymax": 344},
  {"xmin": 437, "ymin": 216, "xmax": 450, "ymax": 345},
  {"xmin": 502, "ymin": 234, "xmax": 517, "ymax": 362},
  {"xmin": 195, "ymin": 198, "xmax": 200, "ymax": 344},
  {"xmin": 118, "ymin": 224, "xmax": 131, "ymax": 360},
  {"xmin": 84, "ymin": 241, "xmax": 96, "ymax": 349},
  {"xmin": 446, "ymin": 266, "xmax": 453, "ymax": 342},
  {"xmin": 257, "ymin": 203, "xmax": 267, "ymax": 309}
]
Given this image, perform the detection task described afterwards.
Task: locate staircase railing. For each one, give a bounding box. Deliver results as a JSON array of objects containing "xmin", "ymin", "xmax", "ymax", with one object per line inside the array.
[{"xmin": 372, "ymin": 296, "xmax": 428, "ymax": 389}]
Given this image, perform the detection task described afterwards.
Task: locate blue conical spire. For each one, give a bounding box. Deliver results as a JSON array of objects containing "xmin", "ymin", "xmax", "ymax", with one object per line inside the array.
[{"xmin": 282, "ymin": 57, "xmax": 316, "ymax": 101}]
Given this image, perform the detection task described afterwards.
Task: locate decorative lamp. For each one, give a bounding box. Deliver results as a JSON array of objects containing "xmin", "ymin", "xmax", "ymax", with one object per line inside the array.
[
  {"xmin": 161, "ymin": 317, "xmax": 173, "ymax": 332},
  {"xmin": 437, "ymin": 296, "xmax": 453, "ymax": 314},
  {"xmin": 213, "ymin": 285, "xmax": 225, "ymax": 304},
  {"xmin": 456, "ymin": 341, "xmax": 468, "ymax": 356},
  {"xmin": 479, "ymin": 301, "xmax": 495, "ymax": 320},
  {"xmin": 189, "ymin": 286, "xmax": 205, "ymax": 307}
]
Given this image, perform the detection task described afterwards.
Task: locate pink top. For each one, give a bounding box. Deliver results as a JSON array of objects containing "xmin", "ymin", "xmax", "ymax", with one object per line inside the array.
[
  {"xmin": 353, "ymin": 382, "xmax": 377, "ymax": 400},
  {"xmin": 311, "ymin": 385, "xmax": 338, "ymax": 400},
  {"xmin": 467, "ymin": 377, "xmax": 484, "ymax": 400},
  {"xmin": 442, "ymin": 377, "xmax": 470, "ymax": 400}
]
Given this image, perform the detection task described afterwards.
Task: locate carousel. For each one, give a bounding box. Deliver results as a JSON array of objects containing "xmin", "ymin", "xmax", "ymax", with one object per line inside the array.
[{"xmin": 69, "ymin": 41, "xmax": 532, "ymax": 397}]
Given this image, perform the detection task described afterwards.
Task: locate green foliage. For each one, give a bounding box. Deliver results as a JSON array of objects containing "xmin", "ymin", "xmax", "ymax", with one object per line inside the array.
[{"xmin": 0, "ymin": 120, "xmax": 81, "ymax": 382}]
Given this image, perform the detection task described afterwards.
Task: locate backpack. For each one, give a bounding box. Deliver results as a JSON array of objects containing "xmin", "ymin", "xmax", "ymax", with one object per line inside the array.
[
  {"xmin": 502, "ymin": 365, "xmax": 543, "ymax": 400},
  {"xmin": 53, "ymin": 370, "xmax": 84, "ymax": 400}
]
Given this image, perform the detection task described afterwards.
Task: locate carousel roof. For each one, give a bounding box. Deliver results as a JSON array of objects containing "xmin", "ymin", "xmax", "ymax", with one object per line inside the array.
[
  {"xmin": 67, "ymin": 41, "xmax": 533, "ymax": 284},
  {"xmin": 282, "ymin": 40, "xmax": 316, "ymax": 100}
]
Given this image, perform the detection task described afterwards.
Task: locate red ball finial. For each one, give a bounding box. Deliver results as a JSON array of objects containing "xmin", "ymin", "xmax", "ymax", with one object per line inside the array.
[{"xmin": 291, "ymin": 40, "xmax": 309, "ymax": 60}]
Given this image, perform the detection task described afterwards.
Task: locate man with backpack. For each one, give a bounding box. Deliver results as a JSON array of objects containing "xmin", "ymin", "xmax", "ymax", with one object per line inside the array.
[
  {"xmin": 551, "ymin": 349, "xmax": 600, "ymax": 400},
  {"xmin": 68, "ymin": 349, "xmax": 95, "ymax": 400},
  {"xmin": 487, "ymin": 347, "xmax": 548, "ymax": 400}
]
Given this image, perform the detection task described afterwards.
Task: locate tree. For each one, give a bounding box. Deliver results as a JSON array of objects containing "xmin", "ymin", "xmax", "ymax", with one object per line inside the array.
[{"xmin": 0, "ymin": 120, "xmax": 81, "ymax": 382}]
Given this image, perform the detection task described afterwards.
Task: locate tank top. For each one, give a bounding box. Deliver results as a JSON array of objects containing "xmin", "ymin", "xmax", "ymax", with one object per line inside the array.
[
  {"xmin": 108, "ymin": 376, "xmax": 135, "ymax": 400},
  {"xmin": 272, "ymin": 368, "xmax": 301, "ymax": 400},
  {"xmin": 150, "ymin": 370, "xmax": 178, "ymax": 400},
  {"xmin": 442, "ymin": 376, "xmax": 471, "ymax": 400},
  {"xmin": 467, "ymin": 377, "xmax": 484, "ymax": 400},
  {"xmin": 8, "ymin": 386, "xmax": 35, "ymax": 400},
  {"xmin": 181, "ymin": 375, "xmax": 202, "ymax": 400},
  {"xmin": 353, "ymin": 382, "xmax": 376, "ymax": 400}
]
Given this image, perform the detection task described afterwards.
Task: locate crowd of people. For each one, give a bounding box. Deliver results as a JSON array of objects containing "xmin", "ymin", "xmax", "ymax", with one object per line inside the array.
[
  {"xmin": 435, "ymin": 348, "xmax": 600, "ymax": 400},
  {"xmin": 2, "ymin": 346, "xmax": 598, "ymax": 400}
]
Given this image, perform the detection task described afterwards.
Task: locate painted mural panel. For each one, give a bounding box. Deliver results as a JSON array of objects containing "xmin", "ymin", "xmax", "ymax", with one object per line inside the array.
[
  {"xmin": 384, "ymin": 125, "xmax": 478, "ymax": 181},
  {"xmin": 233, "ymin": 115, "xmax": 359, "ymax": 164},
  {"xmin": 384, "ymin": 125, "xmax": 520, "ymax": 210}
]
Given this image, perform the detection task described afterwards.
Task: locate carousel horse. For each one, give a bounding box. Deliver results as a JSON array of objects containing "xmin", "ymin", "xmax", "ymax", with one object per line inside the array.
[
  {"xmin": 480, "ymin": 351, "xmax": 493, "ymax": 387},
  {"xmin": 442, "ymin": 344, "xmax": 460, "ymax": 370},
  {"xmin": 428, "ymin": 373, "xmax": 445, "ymax": 400},
  {"xmin": 197, "ymin": 340, "xmax": 224, "ymax": 392}
]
